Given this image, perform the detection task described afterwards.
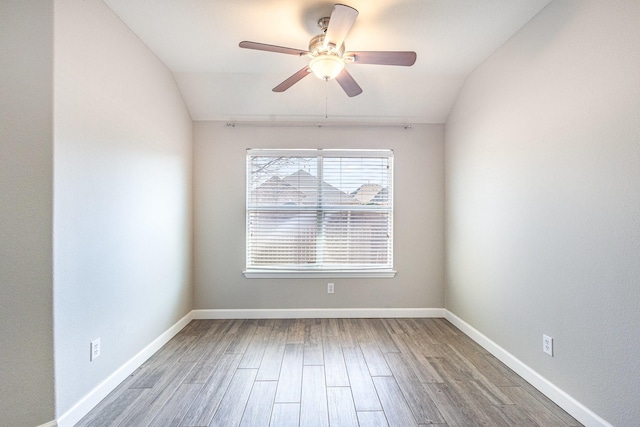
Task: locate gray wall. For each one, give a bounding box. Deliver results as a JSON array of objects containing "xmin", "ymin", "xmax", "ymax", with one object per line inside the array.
[
  {"xmin": 53, "ymin": 0, "xmax": 193, "ymax": 417},
  {"xmin": 0, "ymin": 1, "xmax": 56, "ymax": 426},
  {"xmin": 194, "ymin": 123, "xmax": 445, "ymax": 310},
  {"xmin": 445, "ymin": 1, "xmax": 640, "ymax": 425}
]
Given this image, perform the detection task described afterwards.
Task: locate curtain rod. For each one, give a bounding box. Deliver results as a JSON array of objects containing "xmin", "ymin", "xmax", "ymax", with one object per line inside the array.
[{"xmin": 225, "ymin": 121, "xmax": 412, "ymax": 129}]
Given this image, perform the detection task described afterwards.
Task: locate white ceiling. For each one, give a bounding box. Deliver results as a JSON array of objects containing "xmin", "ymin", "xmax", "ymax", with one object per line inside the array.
[{"xmin": 103, "ymin": 0, "xmax": 551, "ymax": 124}]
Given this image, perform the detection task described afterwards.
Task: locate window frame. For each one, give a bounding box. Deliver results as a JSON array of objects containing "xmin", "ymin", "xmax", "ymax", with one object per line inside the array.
[{"xmin": 244, "ymin": 148, "xmax": 396, "ymax": 279}]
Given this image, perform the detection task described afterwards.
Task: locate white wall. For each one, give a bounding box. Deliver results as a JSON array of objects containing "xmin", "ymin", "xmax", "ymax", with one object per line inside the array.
[
  {"xmin": 53, "ymin": 0, "xmax": 193, "ymax": 418},
  {"xmin": 194, "ymin": 123, "xmax": 444, "ymax": 311},
  {"xmin": 445, "ymin": 1, "xmax": 640, "ymax": 425},
  {"xmin": 0, "ymin": 1, "xmax": 56, "ymax": 426}
]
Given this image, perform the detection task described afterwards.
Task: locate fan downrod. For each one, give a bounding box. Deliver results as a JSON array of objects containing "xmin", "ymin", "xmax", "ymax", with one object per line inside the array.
[{"xmin": 317, "ymin": 17, "xmax": 330, "ymax": 32}]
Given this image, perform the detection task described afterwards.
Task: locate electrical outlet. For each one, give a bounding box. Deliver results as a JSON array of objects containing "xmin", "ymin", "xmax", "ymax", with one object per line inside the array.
[
  {"xmin": 91, "ymin": 338, "xmax": 101, "ymax": 361},
  {"xmin": 543, "ymin": 334, "xmax": 553, "ymax": 356},
  {"xmin": 327, "ymin": 282, "xmax": 334, "ymax": 294}
]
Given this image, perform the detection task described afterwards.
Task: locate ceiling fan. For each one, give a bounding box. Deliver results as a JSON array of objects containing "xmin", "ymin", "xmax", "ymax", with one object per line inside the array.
[{"xmin": 239, "ymin": 4, "xmax": 417, "ymax": 97}]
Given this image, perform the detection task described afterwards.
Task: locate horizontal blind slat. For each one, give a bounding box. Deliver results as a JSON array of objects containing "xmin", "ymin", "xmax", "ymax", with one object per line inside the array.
[{"xmin": 247, "ymin": 150, "xmax": 393, "ymax": 270}]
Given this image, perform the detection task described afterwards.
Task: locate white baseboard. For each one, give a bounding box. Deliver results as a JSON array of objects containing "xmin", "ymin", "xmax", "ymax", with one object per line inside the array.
[
  {"xmin": 55, "ymin": 311, "xmax": 194, "ymax": 427},
  {"xmin": 444, "ymin": 310, "xmax": 612, "ymax": 427},
  {"xmin": 37, "ymin": 421, "xmax": 57, "ymax": 427},
  {"xmin": 192, "ymin": 307, "xmax": 445, "ymax": 319}
]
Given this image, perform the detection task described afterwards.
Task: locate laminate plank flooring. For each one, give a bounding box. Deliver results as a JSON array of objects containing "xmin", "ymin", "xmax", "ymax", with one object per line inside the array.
[
  {"xmin": 342, "ymin": 346, "xmax": 383, "ymax": 412},
  {"xmin": 210, "ymin": 368, "xmax": 257, "ymax": 426},
  {"xmin": 300, "ymin": 365, "xmax": 329, "ymax": 427},
  {"xmin": 356, "ymin": 411, "xmax": 388, "ymax": 427},
  {"xmin": 274, "ymin": 344, "xmax": 304, "ymax": 404},
  {"xmin": 76, "ymin": 318, "xmax": 583, "ymax": 427},
  {"xmin": 327, "ymin": 387, "xmax": 358, "ymax": 427},
  {"xmin": 271, "ymin": 403, "xmax": 300, "ymax": 427},
  {"xmin": 372, "ymin": 376, "xmax": 419, "ymax": 427},
  {"xmin": 323, "ymin": 335, "xmax": 350, "ymax": 387},
  {"xmin": 240, "ymin": 381, "xmax": 277, "ymax": 427}
]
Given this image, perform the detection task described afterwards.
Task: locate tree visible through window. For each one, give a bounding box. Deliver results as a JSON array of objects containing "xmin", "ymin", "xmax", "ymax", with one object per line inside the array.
[{"xmin": 245, "ymin": 149, "xmax": 394, "ymax": 276}]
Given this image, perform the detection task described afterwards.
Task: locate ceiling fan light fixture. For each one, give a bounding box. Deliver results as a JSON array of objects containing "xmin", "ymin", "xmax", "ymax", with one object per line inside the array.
[
  {"xmin": 239, "ymin": 3, "xmax": 415, "ymax": 96},
  {"xmin": 309, "ymin": 54, "xmax": 345, "ymax": 81}
]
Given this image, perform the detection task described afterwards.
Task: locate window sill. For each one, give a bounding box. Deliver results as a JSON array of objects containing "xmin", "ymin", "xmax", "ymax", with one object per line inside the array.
[{"xmin": 243, "ymin": 270, "xmax": 397, "ymax": 279}]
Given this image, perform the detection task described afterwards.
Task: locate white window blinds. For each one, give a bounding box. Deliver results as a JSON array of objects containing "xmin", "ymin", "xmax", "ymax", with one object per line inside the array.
[{"xmin": 246, "ymin": 149, "xmax": 394, "ymax": 276}]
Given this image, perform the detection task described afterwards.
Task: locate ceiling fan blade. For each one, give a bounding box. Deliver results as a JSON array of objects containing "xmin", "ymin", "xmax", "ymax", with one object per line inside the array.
[
  {"xmin": 347, "ymin": 51, "xmax": 417, "ymax": 66},
  {"xmin": 335, "ymin": 69, "xmax": 362, "ymax": 97},
  {"xmin": 324, "ymin": 4, "xmax": 359, "ymax": 49},
  {"xmin": 273, "ymin": 67, "xmax": 312, "ymax": 92},
  {"xmin": 239, "ymin": 41, "xmax": 307, "ymax": 56}
]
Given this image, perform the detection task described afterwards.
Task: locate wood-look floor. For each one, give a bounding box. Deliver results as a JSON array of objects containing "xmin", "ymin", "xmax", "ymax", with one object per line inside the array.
[{"xmin": 76, "ymin": 318, "xmax": 582, "ymax": 427}]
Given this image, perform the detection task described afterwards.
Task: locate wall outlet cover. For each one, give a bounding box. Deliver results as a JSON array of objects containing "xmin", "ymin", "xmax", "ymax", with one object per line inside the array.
[
  {"xmin": 91, "ymin": 338, "xmax": 101, "ymax": 361},
  {"xmin": 543, "ymin": 334, "xmax": 553, "ymax": 356}
]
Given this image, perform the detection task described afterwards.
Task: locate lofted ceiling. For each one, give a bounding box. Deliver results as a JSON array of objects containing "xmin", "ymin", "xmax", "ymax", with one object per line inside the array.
[{"xmin": 102, "ymin": 0, "xmax": 552, "ymax": 124}]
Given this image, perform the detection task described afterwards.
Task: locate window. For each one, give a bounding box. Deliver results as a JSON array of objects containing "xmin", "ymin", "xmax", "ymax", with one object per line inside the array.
[{"xmin": 245, "ymin": 149, "xmax": 395, "ymax": 278}]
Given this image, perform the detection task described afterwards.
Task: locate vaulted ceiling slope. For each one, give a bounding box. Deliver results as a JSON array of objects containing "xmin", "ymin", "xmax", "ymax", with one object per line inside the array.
[{"xmin": 103, "ymin": 0, "xmax": 552, "ymax": 124}]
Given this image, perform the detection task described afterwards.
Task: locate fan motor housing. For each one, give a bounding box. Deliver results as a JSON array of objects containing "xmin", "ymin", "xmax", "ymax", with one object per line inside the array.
[{"xmin": 309, "ymin": 34, "xmax": 345, "ymax": 58}]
